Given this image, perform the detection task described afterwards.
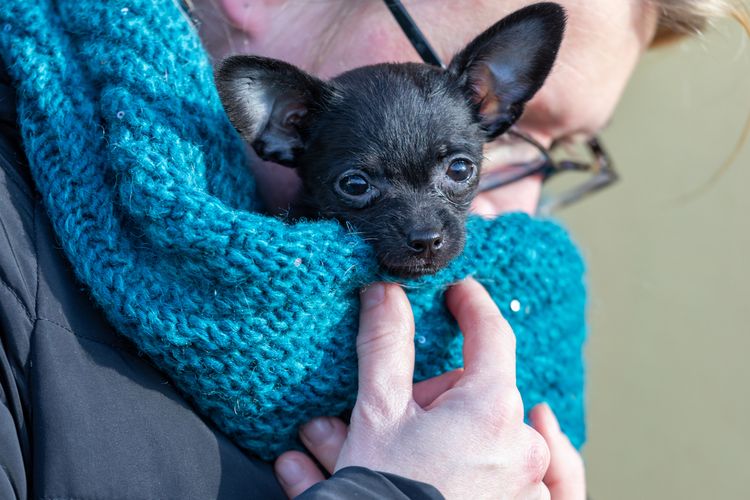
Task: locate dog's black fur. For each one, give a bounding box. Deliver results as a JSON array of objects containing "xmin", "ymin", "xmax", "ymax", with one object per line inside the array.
[{"xmin": 216, "ymin": 3, "xmax": 565, "ymax": 276}]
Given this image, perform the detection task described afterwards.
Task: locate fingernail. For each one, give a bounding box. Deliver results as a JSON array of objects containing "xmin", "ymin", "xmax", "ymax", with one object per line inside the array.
[
  {"xmin": 360, "ymin": 283, "xmax": 385, "ymax": 309},
  {"xmin": 539, "ymin": 402, "xmax": 560, "ymax": 431},
  {"xmin": 276, "ymin": 457, "xmax": 304, "ymax": 487},
  {"xmin": 302, "ymin": 417, "xmax": 333, "ymax": 444},
  {"xmin": 454, "ymin": 276, "xmax": 475, "ymax": 285}
]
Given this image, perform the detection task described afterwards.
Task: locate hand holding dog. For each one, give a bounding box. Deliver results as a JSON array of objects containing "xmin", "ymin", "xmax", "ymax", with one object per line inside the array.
[{"xmin": 275, "ymin": 279, "xmax": 585, "ymax": 499}]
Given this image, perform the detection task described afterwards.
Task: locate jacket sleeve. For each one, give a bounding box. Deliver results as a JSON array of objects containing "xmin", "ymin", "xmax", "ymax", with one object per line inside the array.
[
  {"xmin": 0, "ymin": 337, "xmax": 27, "ymax": 500},
  {"xmin": 300, "ymin": 467, "xmax": 445, "ymax": 500},
  {"xmin": 0, "ymin": 74, "xmax": 31, "ymax": 500}
]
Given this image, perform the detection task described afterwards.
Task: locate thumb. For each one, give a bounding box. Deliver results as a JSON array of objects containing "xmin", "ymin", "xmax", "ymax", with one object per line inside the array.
[{"xmin": 356, "ymin": 283, "xmax": 415, "ymax": 416}]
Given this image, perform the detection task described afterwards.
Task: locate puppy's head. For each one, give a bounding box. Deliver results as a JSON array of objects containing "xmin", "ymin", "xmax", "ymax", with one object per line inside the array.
[{"xmin": 217, "ymin": 3, "xmax": 565, "ymax": 276}]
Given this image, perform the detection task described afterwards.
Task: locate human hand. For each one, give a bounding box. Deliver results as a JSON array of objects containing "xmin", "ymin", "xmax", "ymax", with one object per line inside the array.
[
  {"xmin": 275, "ymin": 278, "xmax": 584, "ymax": 499},
  {"xmin": 275, "ymin": 403, "xmax": 587, "ymax": 499}
]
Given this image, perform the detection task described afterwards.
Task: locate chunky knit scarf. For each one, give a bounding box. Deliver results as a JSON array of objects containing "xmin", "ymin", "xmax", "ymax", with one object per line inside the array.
[{"xmin": 0, "ymin": 0, "xmax": 587, "ymax": 459}]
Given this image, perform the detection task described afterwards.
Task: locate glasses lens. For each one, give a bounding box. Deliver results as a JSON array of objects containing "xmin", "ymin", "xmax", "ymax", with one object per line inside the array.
[
  {"xmin": 538, "ymin": 138, "xmax": 616, "ymax": 214},
  {"xmin": 549, "ymin": 140, "xmax": 598, "ymax": 173},
  {"xmin": 479, "ymin": 135, "xmax": 548, "ymax": 191},
  {"xmin": 541, "ymin": 140, "xmax": 597, "ymax": 196}
]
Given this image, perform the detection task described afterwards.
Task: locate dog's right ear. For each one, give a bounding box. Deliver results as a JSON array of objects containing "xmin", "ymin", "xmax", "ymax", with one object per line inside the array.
[
  {"xmin": 216, "ymin": 55, "xmax": 333, "ymax": 167},
  {"xmin": 448, "ymin": 2, "xmax": 566, "ymax": 140}
]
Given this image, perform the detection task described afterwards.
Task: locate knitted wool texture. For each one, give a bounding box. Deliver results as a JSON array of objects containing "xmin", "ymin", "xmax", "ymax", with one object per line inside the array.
[{"xmin": 0, "ymin": 0, "xmax": 587, "ymax": 459}]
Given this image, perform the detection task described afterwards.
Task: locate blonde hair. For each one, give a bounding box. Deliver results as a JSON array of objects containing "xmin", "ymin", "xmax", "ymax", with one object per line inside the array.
[{"xmin": 652, "ymin": 0, "xmax": 750, "ymax": 45}]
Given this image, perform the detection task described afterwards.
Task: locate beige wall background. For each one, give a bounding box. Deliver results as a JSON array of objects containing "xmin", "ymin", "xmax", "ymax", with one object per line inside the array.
[{"xmin": 558, "ymin": 21, "xmax": 750, "ymax": 499}]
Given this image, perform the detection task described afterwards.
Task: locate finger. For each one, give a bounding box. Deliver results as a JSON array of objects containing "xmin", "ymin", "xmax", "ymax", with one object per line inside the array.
[
  {"xmin": 412, "ymin": 368, "xmax": 463, "ymax": 408},
  {"xmin": 445, "ymin": 278, "xmax": 516, "ymax": 384},
  {"xmin": 356, "ymin": 282, "xmax": 416, "ymax": 414},
  {"xmin": 529, "ymin": 404, "xmax": 586, "ymax": 500},
  {"xmin": 299, "ymin": 417, "xmax": 349, "ymax": 473},
  {"xmin": 274, "ymin": 450, "xmax": 325, "ymax": 498}
]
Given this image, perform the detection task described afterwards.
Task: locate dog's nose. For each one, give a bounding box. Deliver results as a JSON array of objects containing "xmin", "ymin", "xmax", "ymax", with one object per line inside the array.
[{"xmin": 407, "ymin": 228, "xmax": 444, "ymax": 257}]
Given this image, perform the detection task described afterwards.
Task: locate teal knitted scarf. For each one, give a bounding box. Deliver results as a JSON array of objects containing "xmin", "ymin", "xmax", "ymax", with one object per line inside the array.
[{"xmin": 0, "ymin": 0, "xmax": 587, "ymax": 459}]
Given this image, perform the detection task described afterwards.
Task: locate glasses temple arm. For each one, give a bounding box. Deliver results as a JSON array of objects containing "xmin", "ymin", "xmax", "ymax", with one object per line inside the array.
[{"xmin": 537, "ymin": 168, "xmax": 619, "ymax": 216}]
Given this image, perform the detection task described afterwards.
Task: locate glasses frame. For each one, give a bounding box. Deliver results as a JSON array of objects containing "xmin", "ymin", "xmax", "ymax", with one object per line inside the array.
[
  {"xmin": 382, "ymin": 0, "xmax": 619, "ymax": 213},
  {"xmin": 480, "ymin": 129, "xmax": 619, "ymax": 215}
]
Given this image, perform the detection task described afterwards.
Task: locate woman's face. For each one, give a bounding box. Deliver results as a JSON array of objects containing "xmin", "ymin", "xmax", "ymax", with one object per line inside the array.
[{"xmin": 195, "ymin": 0, "xmax": 659, "ymax": 215}]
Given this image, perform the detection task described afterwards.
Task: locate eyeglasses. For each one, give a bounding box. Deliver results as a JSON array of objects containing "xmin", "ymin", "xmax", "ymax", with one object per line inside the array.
[{"xmin": 382, "ymin": 0, "xmax": 619, "ymax": 214}]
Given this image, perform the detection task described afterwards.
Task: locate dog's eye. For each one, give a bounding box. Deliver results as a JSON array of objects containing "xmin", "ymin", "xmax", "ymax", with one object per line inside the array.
[
  {"xmin": 334, "ymin": 170, "xmax": 380, "ymax": 206},
  {"xmin": 446, "ymin": 159, "xmax": 475, "ymax": 182},
  {"xmin": 338, "ymin": 174, "xmax": 370, "ymax": 196}
]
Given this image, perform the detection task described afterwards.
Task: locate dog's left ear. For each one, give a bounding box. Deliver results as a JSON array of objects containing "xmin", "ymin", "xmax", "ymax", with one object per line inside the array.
[
  {"xmin": 216, "ymin": 55, "xmax": 333, "ymax": 167},
  {"xmin": 448, "ymin": 2, "xmax": 566, "ymax": 140}
]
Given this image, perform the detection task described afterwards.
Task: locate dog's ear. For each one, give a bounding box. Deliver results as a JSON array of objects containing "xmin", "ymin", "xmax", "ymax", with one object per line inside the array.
[
  {"xmin": 448, "ymin": 2, "xmax": 565, "ymax": 140},
  {"xmin": 216, "ymin": 55, "xmax": 333, "ymax": 167}
]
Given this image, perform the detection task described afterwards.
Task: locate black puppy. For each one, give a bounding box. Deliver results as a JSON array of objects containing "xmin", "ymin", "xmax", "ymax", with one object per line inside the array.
[{"xmin": 216, "ymin": 3, "xmax": 565, "ymax": 277}]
